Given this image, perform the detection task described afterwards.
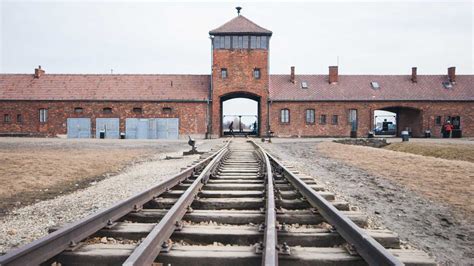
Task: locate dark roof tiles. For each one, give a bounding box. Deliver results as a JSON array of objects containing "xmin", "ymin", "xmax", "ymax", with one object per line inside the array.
[
  {"xmin": 0, "ymin": 74, "xmax": 209, "ymax": 101},
  {"xmin": 269, "ymin": 74, "xmax": 474, "ymax": 101},
  {"xmin": 209, "ymin": 15, "xmax": 272, "ymax": 35}
]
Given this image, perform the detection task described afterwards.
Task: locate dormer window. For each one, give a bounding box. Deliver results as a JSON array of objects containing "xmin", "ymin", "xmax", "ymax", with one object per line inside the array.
[
  {"xmin": 442, "ymin": 81, "xmax": 453, "ymax": 89},
  {"xmin": 301, "ymin": 81, "xmax": 308, "ymax": 89},
  {"xmin": 371, "ymin": 82, "xmax": 380, "ymax": 90}
]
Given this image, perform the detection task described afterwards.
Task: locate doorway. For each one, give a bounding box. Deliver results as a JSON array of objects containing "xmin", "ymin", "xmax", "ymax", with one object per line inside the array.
[{"xmin": 221, "ymin": 92, "xmax": 260, "ymax": 137}]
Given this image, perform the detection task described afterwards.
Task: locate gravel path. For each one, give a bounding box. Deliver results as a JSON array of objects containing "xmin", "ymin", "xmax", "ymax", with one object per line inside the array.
[
  {"xmin": 0, "ymin": 139, "xmax": 223, "ymax": 254},
  {"xmin": 262, "ymin": 138, "xmax": 473, "ymax": 265}
]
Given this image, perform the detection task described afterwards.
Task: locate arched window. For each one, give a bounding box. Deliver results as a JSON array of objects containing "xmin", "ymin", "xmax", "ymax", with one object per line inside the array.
[
  {"xmin": 280, "ymin": 109, "xmax": 290, "ymax": 123},
  {"xmin": 102, "ymin": 107, "xmax": 112, "ymax": 114}
]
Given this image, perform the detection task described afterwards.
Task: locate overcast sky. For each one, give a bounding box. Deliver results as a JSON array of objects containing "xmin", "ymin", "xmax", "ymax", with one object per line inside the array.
[{"xmin": 1, "ymin": 0, "xmax": 472, "ymax": 75}]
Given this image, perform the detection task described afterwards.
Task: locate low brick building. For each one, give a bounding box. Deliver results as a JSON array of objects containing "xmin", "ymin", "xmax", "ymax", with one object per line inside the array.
[{"xmin": 1, "ymin": 14, "xmax": 473, "ymax": 138}]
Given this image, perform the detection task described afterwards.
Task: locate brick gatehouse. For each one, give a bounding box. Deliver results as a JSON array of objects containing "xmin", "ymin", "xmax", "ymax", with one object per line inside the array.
[{"xmin": 1, "ymin": 14, "xmax": 473, "ymax": 139}]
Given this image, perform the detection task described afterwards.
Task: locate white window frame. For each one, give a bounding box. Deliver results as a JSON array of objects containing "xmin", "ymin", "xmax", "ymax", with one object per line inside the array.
[
  {"xmin": 280, "ymin": 109, "xmax": 290, "ymax": 123},
  {"xmin": 39, "ymin": 109, "xmax": 48, "ymax": 123},
  {"xmin": 305, "ymin": 109, "xmax": 315, "ymax": 124}
]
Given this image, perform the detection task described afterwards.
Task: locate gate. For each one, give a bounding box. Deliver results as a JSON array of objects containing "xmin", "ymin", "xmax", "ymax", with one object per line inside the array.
[
  {"xmin": 157, "ymin": 118, "xmax": 179, "ymax": 139},
  {"xmin": 67, "ymin": 118, "xmax": 91, "ymax": 138},
  {"xmin": 96, "ymin": 118, "xmax": 120, "ymax": 139}
]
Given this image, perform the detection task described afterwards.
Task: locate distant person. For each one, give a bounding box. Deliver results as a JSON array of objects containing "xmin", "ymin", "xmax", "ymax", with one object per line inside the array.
[
  {"xmin": 252, "ymin": 121, "xmax": 257, "ymax": 134},
  {"xmin": 228, "ymin": 121, "xmax": 234, "ymax": 136},
  {"xmin": 442, "ymin": 120, "xmax": 454, "ymax": 138}
]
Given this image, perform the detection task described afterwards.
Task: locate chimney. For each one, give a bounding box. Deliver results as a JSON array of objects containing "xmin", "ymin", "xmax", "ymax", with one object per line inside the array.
[
  {"xmin": 448, "ymin": 66, "xmax": 456, "ymax": 83},
  {"xmin": 328, "ymin": 66, "xmax": 338, "ymax": 84},
  {"xmin": 34, "ymin": 65, "xmax": 45, "ymax": 78},
  {"xmin": 411, "ymin": 67, "xmax": 417, "ymax": 83},
  {"xmin": 290, "ymin": 66, "xmax": 295, "ymax": 83}
]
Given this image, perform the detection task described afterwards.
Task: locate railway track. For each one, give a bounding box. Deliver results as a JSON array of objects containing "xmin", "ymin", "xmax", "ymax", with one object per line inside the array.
[{"xmin": 0, "ymin": 139, "xmax": 435, "ymax": 266}]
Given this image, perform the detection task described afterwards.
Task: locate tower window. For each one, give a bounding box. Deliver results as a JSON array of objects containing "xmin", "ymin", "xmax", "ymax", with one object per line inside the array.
[
  {"xmin": 250, "ymin": 36, "xmax": 256, "ymax": 49},
  {"xmin": 74, "ymin": 107, "xmax": 83, "ymax": 113},
  {"xmin": 224, "ymin": 36, "xmax": 231, "ymax": 49},
  {"xmin": 221, "ymin": 68, "xmax": 228, "ymax": 79},
  {"xmin": 254, "ymin": 68, "xmax": 261, "ymax": 79},
  {"xmin": 162, "ymin": 107, "xmax": 172, "ymax": 114}
]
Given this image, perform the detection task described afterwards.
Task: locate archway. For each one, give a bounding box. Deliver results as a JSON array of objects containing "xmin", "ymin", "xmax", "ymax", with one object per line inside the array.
[
  {"xmin": 220, "ymin": 92, "xmax": 260, "ymax": 137},
  {"xmin": 374, "ymin": 106, "xmax": 423, "ymax": 137}
]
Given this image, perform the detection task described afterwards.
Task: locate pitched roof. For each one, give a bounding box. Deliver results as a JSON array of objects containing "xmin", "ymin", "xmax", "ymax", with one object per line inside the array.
[
  {"xmin": 209, "ymin": 15, "xmax": 272, "ymax": 35},
  {"xmin": 269, "ymin": 75, "xmax": 474, "ymax": 101},
  {"xmin": 0, "ymin": 74, "xmax": 209, "ymax": 101}
]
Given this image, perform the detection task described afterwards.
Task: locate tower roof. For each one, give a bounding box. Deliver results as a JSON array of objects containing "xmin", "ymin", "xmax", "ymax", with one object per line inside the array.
[{"xmin": 209, "ymin": 15, "xmax": 272, "ymax": 36}]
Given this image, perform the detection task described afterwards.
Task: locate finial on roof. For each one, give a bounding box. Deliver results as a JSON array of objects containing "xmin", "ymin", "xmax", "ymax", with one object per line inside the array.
[{"xmin": 236, "ymin": 6, "xmax": 242, "ymax": 15}]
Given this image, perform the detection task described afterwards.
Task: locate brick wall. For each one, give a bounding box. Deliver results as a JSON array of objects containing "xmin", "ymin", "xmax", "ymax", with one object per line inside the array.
[
  {"xmin": 211, "ymin": 49, "xmax": 269, "ymax": 137},
  {"xmin": 0, "ymin": 101, "xmax": 208, "ymax": 137},
  {"xmin": 269, "ymin": 101, "xmax": 474, "ymax": 137}
]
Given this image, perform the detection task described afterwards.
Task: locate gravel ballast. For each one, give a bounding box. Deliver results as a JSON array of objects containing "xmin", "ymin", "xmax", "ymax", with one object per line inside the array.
[{"xmin": 0, "ymin": 139, "xmax": 223, "ymax": 254}]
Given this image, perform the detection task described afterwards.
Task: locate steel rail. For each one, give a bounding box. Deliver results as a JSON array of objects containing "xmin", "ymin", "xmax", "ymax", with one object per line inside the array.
[
  {"xmin": 263, "ymin": 150, "xmax": 404, "ymax": 266},
  {"xmin": 0, "ymin": 144, "xmax": 228, "ymax": 266},
  {"xmin": 122, "ymin": 142, "xmax": 230, "ymax": 266},
  {"xmin": 255, "ymin": 143, "xmax": 278, "ymax": 266}
]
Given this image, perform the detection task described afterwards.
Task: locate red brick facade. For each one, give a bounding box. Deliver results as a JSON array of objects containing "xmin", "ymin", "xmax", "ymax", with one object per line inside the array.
[
  {"xmin": 211, "ymin": 49, "xmax": 269, "ymax": 137},
  {"xmin": 0, "ymin": 101, "xmax": 207, "ymax": 137},
  {"xmin": 269, "ymin": 101, "xmax": 473, "ymax": 138}
]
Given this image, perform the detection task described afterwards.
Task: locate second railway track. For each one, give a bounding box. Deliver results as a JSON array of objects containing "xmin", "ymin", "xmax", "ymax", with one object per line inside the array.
[{"xmin": 0, "ymin": 139, "xmax": 435, "ymax": 266}]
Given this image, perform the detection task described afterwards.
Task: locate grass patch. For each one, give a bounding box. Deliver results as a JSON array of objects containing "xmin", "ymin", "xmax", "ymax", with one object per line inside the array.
[{"xmin": 384, "ymin": 142, "xmax": 474, "ymax": 163}]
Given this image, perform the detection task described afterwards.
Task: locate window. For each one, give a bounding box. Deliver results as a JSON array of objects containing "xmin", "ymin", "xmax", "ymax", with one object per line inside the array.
[
  {"xmin": 39, "ymin": 109, "xmax": 48, "ymax": 123},
  {"xmin": 3, "ymin": 114, "xmax": 11, "ymax": 123},
  {"xmin": 102, "ymin": 107, "xmax": 112, "ymax": 114},
  {"xmin": 232, "ymin": 36, "xmax": 238, "ymax": 48},
  {"xmin": 224, "ymin": 36, "xmax": 231, "ymax": 49},
  {"xmin": 371, "ymin": 82, "xmax": 380, "ymax": 89},
  {"xmin": 301, "ymin": 81, "xmax": 308, "ymax": 89},
  {"xmin": 435, "ymin": 116, "xmax": 442, "ymax": 125},
  {"xmin": 17, "ymin": 114, "xmax": 23, "ymax": 123},
  {"xmin": 320, "ymin": 114, "xmax": 327, "ymax": 125},
  {"xmin": 254, "ymin": 68, "xmax": 261, "ymax": 79},
  {"xmin": 162, "ymin": 107, "xmax": 172, "ymax": 114},
  {"xmin": 250, "ymin": 36, "xmax": 257, "ymax": 49},
  {"xmin": 332, "ymin": 115, "xmax": 339, "ymax": 125},
  {"xmin": 256, "ymin": 36, "xmax": 261, "ymax": 48},
  {"xmin": 261, "ymin": 36, "xmax": 267, "ymax": 49},
  {"xmin": 243, "ymin": 36, "xmax": 249, "ymax": 49},
  {"xmin": 348, "ymin": 109, "xmax": 358, "ymax": 130},
  {"xmin": 221, "ymin": 68, "xmax": 228, "ymax": 79},
  {"xmin": 280, "ymin": 109, "xmax": 290, "ymax": 123},
  {"xmin": 306, "ymin": 109, "xmax": 315, "ymax": 124},
  {"xmin": 74, "ymin": 107, "xmax": 83, "ymax": 113},
  {"xmin": 133, "ymin": 107, "xmax": 143, "ymax": 114}
]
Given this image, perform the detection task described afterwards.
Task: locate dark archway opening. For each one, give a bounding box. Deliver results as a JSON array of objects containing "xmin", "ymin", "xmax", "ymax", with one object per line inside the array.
[
  {"xmin": 374, "ymin": 106, "xmax": 423, "ymax": 137},
  {"xmin": 220, "ymin": 92, "xmax": 260, "ymax": 137}
]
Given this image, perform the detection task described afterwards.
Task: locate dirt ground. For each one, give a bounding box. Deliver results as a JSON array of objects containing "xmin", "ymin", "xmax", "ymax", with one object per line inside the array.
[
  {"xmin": 0, "ymin": 138, "xmax": 210, "ymax": 216},
  {"xmin": 262, "ymin": 138, "xmax": 473, "ymax": 265}
]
